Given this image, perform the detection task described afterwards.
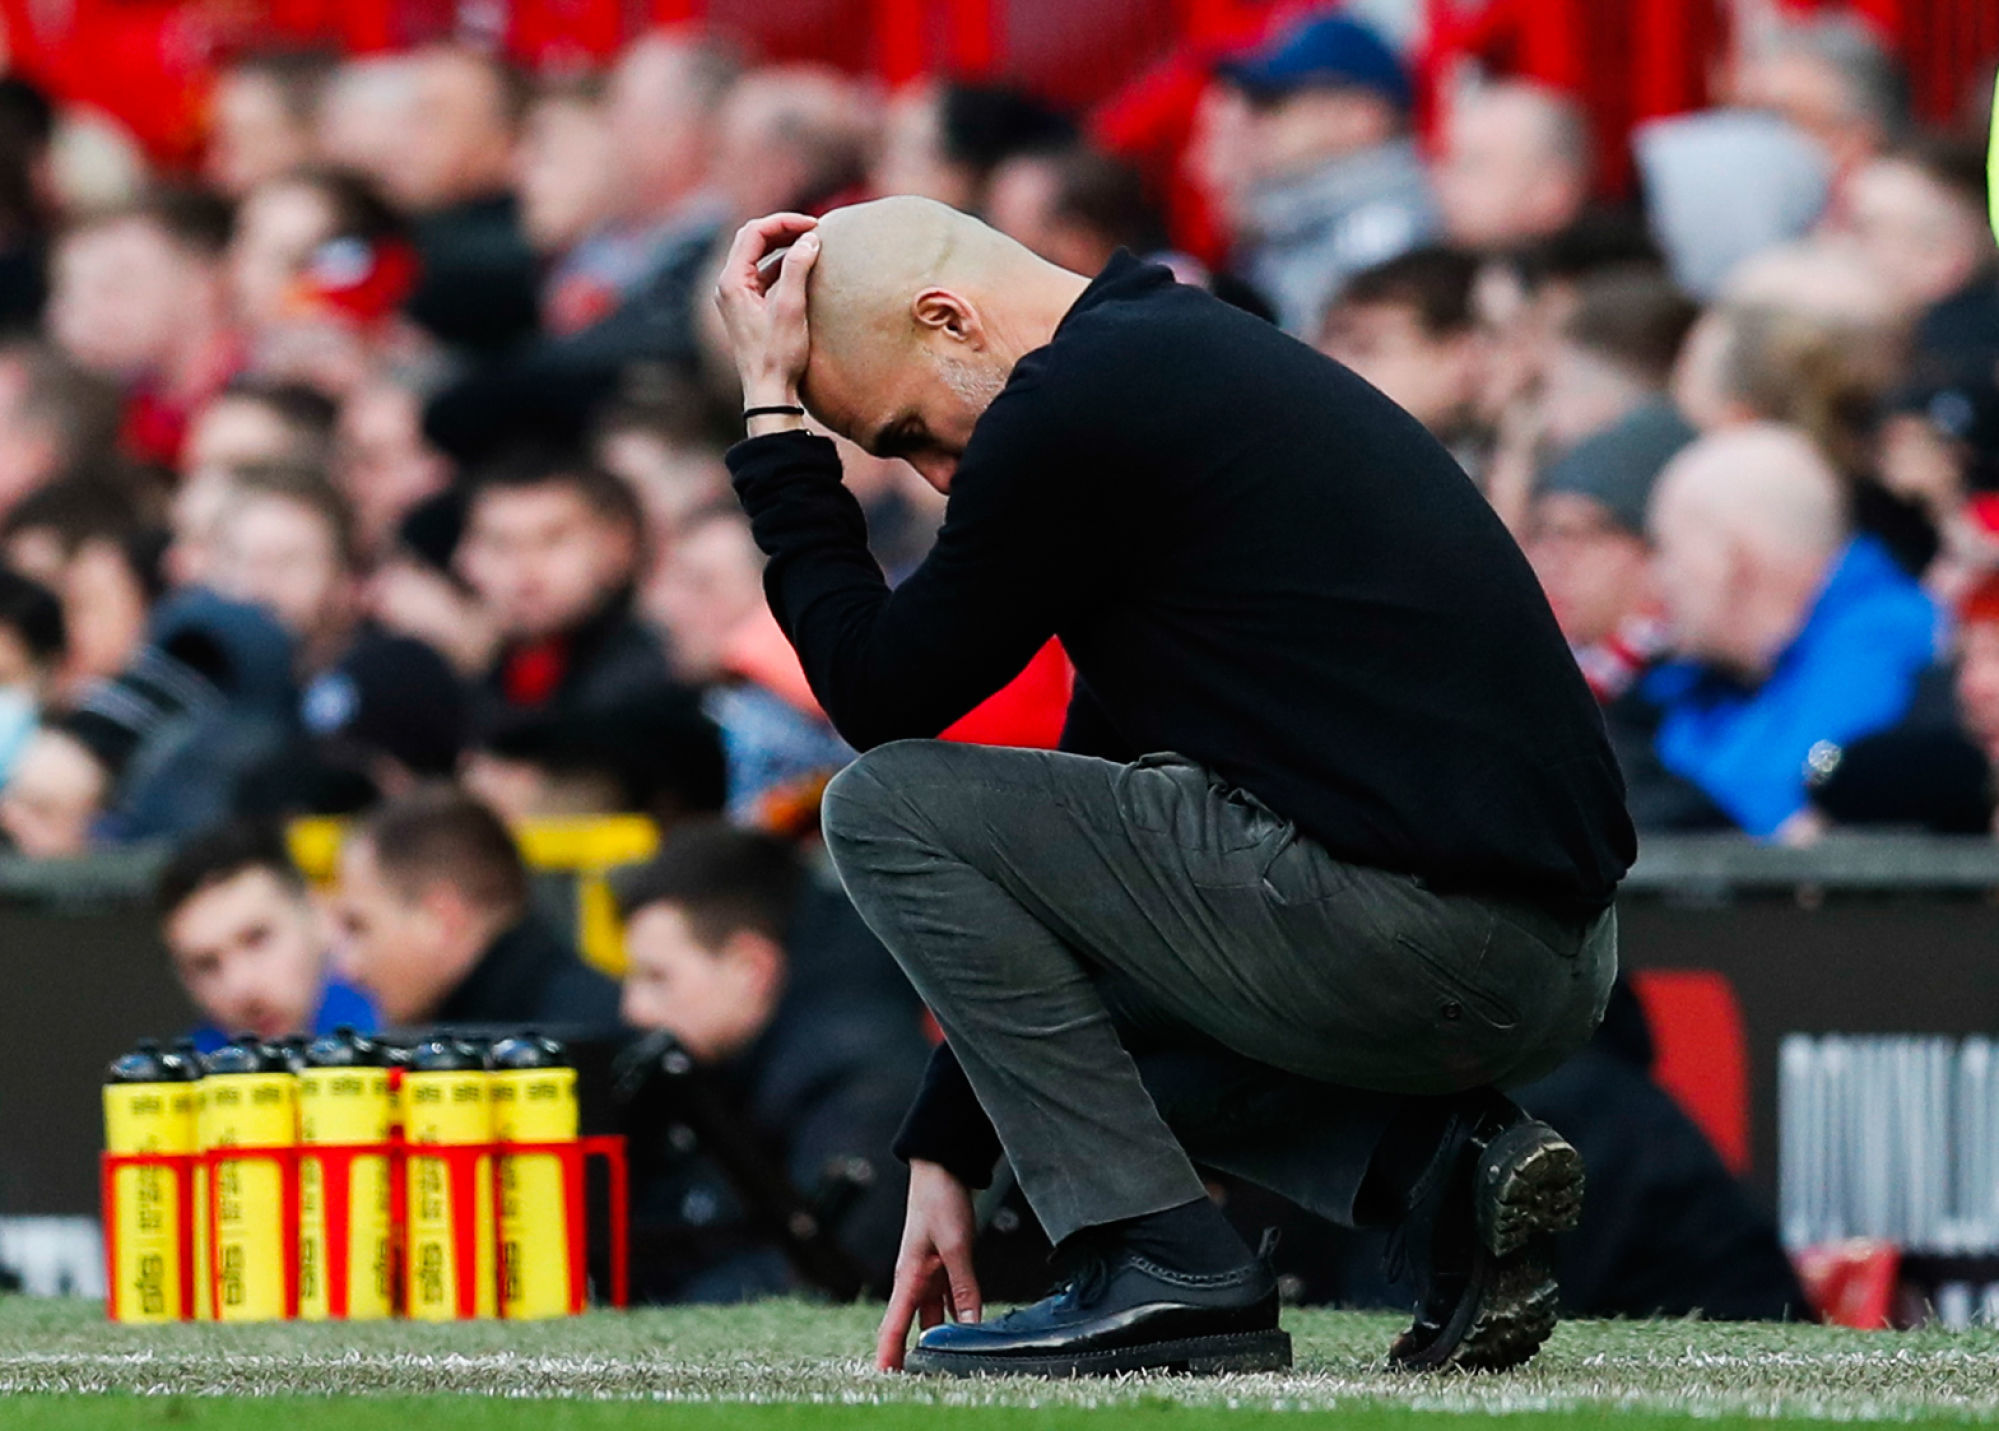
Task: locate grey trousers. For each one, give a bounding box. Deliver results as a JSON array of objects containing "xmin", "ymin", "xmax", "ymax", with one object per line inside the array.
[{"xmin": 821, "ymin": 740, "xmax": 1618, "ymax": 1247}]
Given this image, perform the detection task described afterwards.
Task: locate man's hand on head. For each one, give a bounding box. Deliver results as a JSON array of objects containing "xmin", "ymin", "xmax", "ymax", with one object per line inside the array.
[{"xmin": 715, "ymin": 212, "xmax": 821, "ymax": 437}]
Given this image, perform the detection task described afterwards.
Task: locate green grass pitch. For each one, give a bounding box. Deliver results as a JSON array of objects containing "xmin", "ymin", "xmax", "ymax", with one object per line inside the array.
[{"xmin": 4, "ymin": 1295, "xmax": 1999, "ymax": 1426}]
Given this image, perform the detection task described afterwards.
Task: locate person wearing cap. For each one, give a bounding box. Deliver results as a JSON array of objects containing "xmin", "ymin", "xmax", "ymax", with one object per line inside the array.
[
  {"xmin": 616, "ymin": 820, "xmax": 927, "ymax": 1302},
  {"xmin": 1526, "ymin": 401, "xmax": 1697, "ymax": 705},
  {"xmin": 1216, "ymin": 10, "xmax": 1439, "ymax": 336}
]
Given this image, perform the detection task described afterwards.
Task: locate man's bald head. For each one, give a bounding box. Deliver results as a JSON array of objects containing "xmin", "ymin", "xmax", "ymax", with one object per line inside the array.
[
  {"xmin": 1649, "ymin": 423, "xmax": 1849, "ymax": 676},
  {"xmin": 794, "ymin": 197, "xmax": 1089, "ymax": 488},
  {"xmin": 1654, "ymin": 423, "xmax": 1846, "ymax": 559}
]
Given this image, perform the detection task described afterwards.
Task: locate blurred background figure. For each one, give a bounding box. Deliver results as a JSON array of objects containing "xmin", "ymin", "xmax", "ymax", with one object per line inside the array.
[
  {"xmin": 47, "ymin": 188, "xmax": 237, "ymax": 466},
  {"xmin": 616, "ymin": 821, "xmax": 926, "ymax": 1302},
  {"xmin": 331, "ymin": 784, "xmax": 619, "ymax": 1029},
  {"xmin": 1625, "ymin": 424, "xmax": 1938, "ymax": 838},
  {"xmin": 1317, "ymin": 246, "xmax": 1483, "ymax": 452},
  {"xmin": 1433, "ymin": 81, "xmax": 1593, "ymax": 252},
  {"xmin": 1215, "ymin": 11, "xmax": 1436, "ymax": 334},
  {"xmin": 204, "ymin": 51, "xmax": 331, "ymax": 200},
  {"xmin": 872, "ymin": 80, "xmax": 1074, "ymax": 215},
  {"xmin": 154, "ymin": 818, "xmax": 373, "ymax": 1049},
  {"xmin": 0, "ymin": 0, "xmax": 1986, "ymax": 1331}
]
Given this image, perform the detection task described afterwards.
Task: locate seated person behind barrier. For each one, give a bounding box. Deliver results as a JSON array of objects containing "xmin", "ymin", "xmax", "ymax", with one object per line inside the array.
[
  {"xmin": 615, "ymin": 820, "xmax": 928, "ymax": 1302},
  {"xmin": 156, "ymin": 818, "xmax": 375, "ymax": 1051},
  {"xmin": 1627, "ymin": 423, "xmax": 1938, "ymax": 838},
  {"xmin": 330, "ymin": 785, "xmax": 621, "ymax": 1031}
]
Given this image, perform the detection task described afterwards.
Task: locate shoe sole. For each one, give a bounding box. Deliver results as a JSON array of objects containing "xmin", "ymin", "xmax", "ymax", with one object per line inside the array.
[
  {"xmin": 1392, "ymin": 1119, "xmax": 1584, "ymax": 1376},
  {"xmin": 1454, "ymin": 1121, "xmax": 1583, "ymax": 1373},
  {"xmin": 904, "ymin": 1328, "xmax": 1293, "ymax": 1379}
]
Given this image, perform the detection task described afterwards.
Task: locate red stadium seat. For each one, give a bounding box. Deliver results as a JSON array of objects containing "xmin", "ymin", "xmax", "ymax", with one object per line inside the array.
[{"xmin": 1631, "ymin": 968, "xmax": 1751, "ymax": 1175}]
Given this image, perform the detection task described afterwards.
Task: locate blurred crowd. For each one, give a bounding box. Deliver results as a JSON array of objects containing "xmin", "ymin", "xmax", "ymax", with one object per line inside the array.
[
  {"xmin": 0, "ymin": 10, "xmax": 1984, "ymax": 859},
  {"xmin": 0, "ymin": 1, "xmax": 1988, "ymax": 1314}
]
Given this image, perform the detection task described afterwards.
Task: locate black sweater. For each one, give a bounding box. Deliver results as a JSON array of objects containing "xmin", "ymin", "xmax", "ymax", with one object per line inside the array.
[{"xmin": 728, "ymin": 254, "xmax": 1634, "ymax": 1184}]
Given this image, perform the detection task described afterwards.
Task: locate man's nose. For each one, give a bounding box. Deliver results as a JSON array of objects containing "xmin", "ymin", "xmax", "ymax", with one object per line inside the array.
[{"xmin": 910, "ymin": 454, "xmax": 958, "ymax": 492}]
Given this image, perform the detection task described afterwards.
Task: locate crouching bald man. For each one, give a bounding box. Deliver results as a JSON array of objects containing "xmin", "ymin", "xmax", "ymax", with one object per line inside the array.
[{"xmin": 714, "ymin": 198, "xmax": 1633, "ymax": 1378}]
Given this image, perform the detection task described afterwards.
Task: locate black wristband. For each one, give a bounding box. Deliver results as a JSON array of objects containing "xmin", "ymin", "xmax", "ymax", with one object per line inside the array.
[{"xmin": 743, "ymin": 404, "xmax": 806, "ymax": 422}]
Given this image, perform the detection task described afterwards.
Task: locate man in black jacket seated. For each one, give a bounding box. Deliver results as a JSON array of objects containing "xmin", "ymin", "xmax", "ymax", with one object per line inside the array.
[
  {"xmin": 615, "ymin": 820, "xmax": 927, "ymax": 1302},
  {"xmin": 714, "ymin": 199, "xmax": 1634, "ymax": 1377},
  {"xmin": 330, "ymin": 784, "xmax": 620, "ymax": 1032}
]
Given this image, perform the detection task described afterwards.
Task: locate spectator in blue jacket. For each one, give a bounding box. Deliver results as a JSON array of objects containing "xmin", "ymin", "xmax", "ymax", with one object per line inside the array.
[
  {"xmin": 1636, "ymin": 422, "xmax": 1938, "ymax": 838},
  {"xmin": 156, "ymin": 818, "xmax": 374, "ymax": 1052}
]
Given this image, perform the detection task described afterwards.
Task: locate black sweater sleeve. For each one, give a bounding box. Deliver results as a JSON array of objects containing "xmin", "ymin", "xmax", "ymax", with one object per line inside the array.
[
  {"xmin": 891, "ymin": 1043, "xmax": 1004, "ymax": 1188},
  {"xmin": 726, "ymin": 386, "xmax": 1095, "ymax": 751}
]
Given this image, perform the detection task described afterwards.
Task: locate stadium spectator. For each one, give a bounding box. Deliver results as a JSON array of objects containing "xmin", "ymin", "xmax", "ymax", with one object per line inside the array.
[
  {"xmin": 1671, "ymin": 240, "xmax": 1901, "ymax": 435},
  {"xmin": 237, "ymin": 628, "xmax": 467, "ymax": 817},
  {"xmin": 366, "ymin": 490, "xmax": 498, "ymax": 681},
  {"xmin": 423, "ymin": 33, "xmax": 741, "ymax": 461},
  {"xmin": 1433, "ymin": 81, "xmax": 1593, "ymax": 251},
  {"xmin": 0, "ymin": 721, "xmax": 103, "ymax": 855},
  {"xmin": 615, "ymin": 821, "xmax": 927, "ymax": 1301},
  {"xmin": 208, "ymin": 464, "xmax": 363, "ymax": 676},
  {"xmin": 204, "ymin": 51, "xmax": 333, "ymax": 200},
  {"xmin": 1526, "ymin": 401, "xmax": 1695, "ymax": 702},
  {"xmin": 1734, "ymin": 11, "xmax": 1908, "ymax": 195},
  {"xmin": 641, "ymin": 502, "xmax": 851, "ymax": 821},
  {"xmin": 155, "ymin": 819, "xmax": 374, "ymax": 1049},
  {"xmin": 46, "ymin": 188, "xmax": 239, "ymax": 466},
  {"xmin": 1, "ymin": 474, "xmax": 161, "ymax": 698},
  {"xmin": 387, "ymin": 45, "xmax": 540, "ymax": 354},
  {"xmin": 0, "ymin": 565, "xmax": 60, "ymax": 781},
  {"xmin": 315, "ymin": 56, "xmax": 417, "ymax": 187},
  {"xmin": 459, "ymin": 452, "xmax": 670, "ymax": 726},
  {"xmin": 515, "ymin": 75, "xmax": 617, "ymax": 273},
  {"xmin": 1216, "ymin": 11, "xmax": 1438, "ymax": 334},
  {"xmin": 1484, "ymin": 265, "xmax": 1692, "ymax": 533},
  {"xmin": 333, "ymin": 375, "xmax": 454, "ymax": 560},
  {"xmin": 591, "ymin": 385, "xmax": 732, "ymax": 542},
  {"xmin": 1630, "ymin": 424, "xmax": 1938, "ymax": 837},
  {"xmin": 0, "ymin": 342, "xmax": 122, "ymax": 519},
  {"xmin": 1848, "ymin": 137, "xmax": 1996, "ymax": 326},
  {"xmin": 645, "ymin": 504, "xmax": 764, "ymax": 685},
  {"xmin": 0, "ymin": 584, "xmax": 295, "ymax": 850},
  {"xmin": 986, "ymin": 147, "xmax": 1169, "ymax": 278},
  {"xmin": 1316, "ymin": 246, "xmax": 1483, "ymax": 446},
  {"xmin": 228, "ymin": 167, "xmax": 407, "ymax": 337},
  {"xmin": 1633, "ymin": 107, "xmax": 1831, "ymax": 299},
  {"xmin": 712, "ymin": 65, "xmax": 872, "ymax": 226},
  {"xmin": 330, "ymin": 785, "xmax": 620, "ymax": 1029},
  {"xmin": 872, "ymin": 80, "xmax": 1074, "ymax": 216},
  {"xmin": 182, "ymin": 380, "xmax": 338, "ymax": 479},
  {"xmin": 1537, "ymin": 270, "xmax": 1697, "ymax": 453},
  {"xmin": 1945, "ymin": 570, "xmax": 1999, "ymax": 802}
]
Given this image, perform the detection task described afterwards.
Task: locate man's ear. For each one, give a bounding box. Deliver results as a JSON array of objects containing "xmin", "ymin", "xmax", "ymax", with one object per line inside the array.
[
  {"xmin": 416, "ymin": 882, "xmax": 477, "ymax": 961},
  {"xmin": 912, "ymin": 288, "xmax": 984, "ymax": 348},
  {"xmin": 722, "ymin": 927, "xmax": 786, "ymax": 996}
]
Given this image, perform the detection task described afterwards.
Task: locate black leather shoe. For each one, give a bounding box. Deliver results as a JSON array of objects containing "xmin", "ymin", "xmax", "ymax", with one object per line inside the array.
[
  {"xmin": 1386, "ymin": 1093, "xmax": 1584, "ymax": 1374},
  {"xmin": 905, "ymin": 1243, "xmax": 1292, "ymax": 1378}
]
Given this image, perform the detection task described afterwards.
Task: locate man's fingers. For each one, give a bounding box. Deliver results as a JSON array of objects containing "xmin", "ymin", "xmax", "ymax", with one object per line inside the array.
[
  {"xmin": 941, "ymin": 1240, "xmax": 983, "ymax": 1325},
  {"xmin": 874, "ymin": 1266, "xmax": 925, "ymax": 1372},
  {"xmin": 720, "ymin": 212, "xmax": 820, "ymax": 292},
  {"xmin": 766, "ymin": 232, "xmax": 819, "ymax": 315}
]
